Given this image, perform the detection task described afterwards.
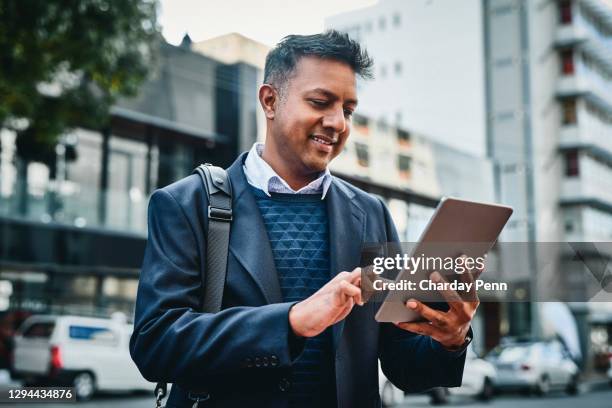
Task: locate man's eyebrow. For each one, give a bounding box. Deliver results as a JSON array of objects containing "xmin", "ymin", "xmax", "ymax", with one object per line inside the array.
[{"xmin": 308, "ymin": 88, "xmax": 358, "ymax": 106}]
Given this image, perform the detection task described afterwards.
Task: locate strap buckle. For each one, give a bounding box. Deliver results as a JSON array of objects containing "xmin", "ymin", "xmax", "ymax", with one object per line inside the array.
[
  {"xmin": 154, "ymin": 383, "xmax": 167, "ymax": 408},
  {"xmin": 208, "ymin": 206, "xmax": 232, "ymax": 221}
]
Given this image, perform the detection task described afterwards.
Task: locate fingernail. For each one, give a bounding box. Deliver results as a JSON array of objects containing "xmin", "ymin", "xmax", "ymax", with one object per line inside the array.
[
  {"xmin": 407, "ymin": 300, "xmax": 417, "ymax": 309},
  {"xmin": 431, "ymin": 272, "xmax": 440, "ymax": 281}
]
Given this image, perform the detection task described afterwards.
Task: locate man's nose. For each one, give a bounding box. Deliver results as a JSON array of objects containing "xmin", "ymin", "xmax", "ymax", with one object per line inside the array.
[{"xmin": 322, "ymin": 107, "xmax": 346, "ymax": 134}]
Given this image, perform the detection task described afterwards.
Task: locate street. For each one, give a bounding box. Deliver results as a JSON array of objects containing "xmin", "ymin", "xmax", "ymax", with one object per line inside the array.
[
  {"xmin": 4, "ymin": 387, "xmax": 611, "ymax": 408},
  {"xmin": 398, "ymin": 387, "xmax": 612, "ymax": 408}
]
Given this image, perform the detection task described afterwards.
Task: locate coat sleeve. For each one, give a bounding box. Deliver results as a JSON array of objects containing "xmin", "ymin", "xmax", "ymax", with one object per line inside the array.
[
  {"xmin": 129, "ymin": 189, "xmax": 304, "ymax": 390},
  {"xmin": 376, "ymin": 198, "xmax": 468, "ymax": 392}
]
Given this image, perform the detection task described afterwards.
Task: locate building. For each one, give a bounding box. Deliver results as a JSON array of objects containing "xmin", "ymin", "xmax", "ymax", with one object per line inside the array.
[
  {"xmin": 329, "ymin": 0, "xmax": 612, "ymax": 358},
  {"xmin": 482, "ymin": 0, "xmax": 612, "ymax": 364},
  {"xmin": 325, "ymin": 0, "xmax": 487, "ymax": 155},
  {"xmin": 191, "ymin": 33, "xmax": 269, "ymax": 144},
  {"xmin": 0, "ymin": 40, "xmax": 260, "ymax": 318},
  {"xmin": 331, "ymin": 113, "xmax": 494, "ymax": 240},
  {"xmin": 192, "ymin": 32, "xmax": 269, "ymax": 69}
]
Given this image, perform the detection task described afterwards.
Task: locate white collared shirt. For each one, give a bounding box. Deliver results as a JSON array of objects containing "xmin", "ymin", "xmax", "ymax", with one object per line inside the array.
[{"xmin": 243, "ymin": 143, "xmax": 332, "ymax": 199}]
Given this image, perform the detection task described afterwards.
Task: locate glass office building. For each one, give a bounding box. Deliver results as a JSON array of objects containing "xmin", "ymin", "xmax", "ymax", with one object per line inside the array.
[{"xmin": 0, "ymin": 41, "xmax": 259, "ymax": 319}]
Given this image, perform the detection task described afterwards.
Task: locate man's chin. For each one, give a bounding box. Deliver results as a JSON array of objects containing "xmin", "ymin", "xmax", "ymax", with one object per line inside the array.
[{"xmin": 304, "ymin": 158, "xmax": 330, "ymax": 174}]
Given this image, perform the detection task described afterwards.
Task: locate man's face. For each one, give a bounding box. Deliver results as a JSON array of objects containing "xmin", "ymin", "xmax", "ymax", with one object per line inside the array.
[{"xmin": 268, "ymin": 56, "xmax": 357, "ymax": 175}]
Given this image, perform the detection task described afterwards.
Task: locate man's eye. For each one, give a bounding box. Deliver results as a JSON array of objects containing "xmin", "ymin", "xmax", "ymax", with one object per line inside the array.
[
  {"xmin": 310, "ymin": 99, "xmax": 328, "ymax": 106},
  {"xmin": 344, "ymin": 109, "xmax": 354, "ymax": 118}
]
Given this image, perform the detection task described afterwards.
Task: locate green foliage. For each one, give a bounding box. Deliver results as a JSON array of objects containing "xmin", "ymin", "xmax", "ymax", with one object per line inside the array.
[{"xmin": 0, "ymin": 0, "xmax": 161, "ymax": 160}]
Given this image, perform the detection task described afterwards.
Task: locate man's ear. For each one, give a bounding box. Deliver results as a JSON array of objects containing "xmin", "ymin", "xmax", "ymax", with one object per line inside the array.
[{"xmin": 259, "ymin": 84, "xmax": 278, "ymax": 120}]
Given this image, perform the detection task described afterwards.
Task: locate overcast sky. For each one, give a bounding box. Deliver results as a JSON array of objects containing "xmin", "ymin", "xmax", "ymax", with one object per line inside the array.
[{"xmin": 159, "ymin": 0, "xmax": 378, "ymax": 47}]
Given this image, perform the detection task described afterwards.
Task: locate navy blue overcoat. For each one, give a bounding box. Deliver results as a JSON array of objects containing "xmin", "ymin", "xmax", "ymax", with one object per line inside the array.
[{"xmin": 130, "ymin": 153, "xmax": 467, "ymax": 407}]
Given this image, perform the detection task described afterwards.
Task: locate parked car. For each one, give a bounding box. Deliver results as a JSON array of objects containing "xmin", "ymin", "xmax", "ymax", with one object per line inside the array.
[
  {"xmin": 379, "ymin": 361, "xmax": 405, "ymax": 407},
  {"xmin": 486, "ymin": 340, "xmax": 579, "ymax": 396},
  {"xmin": 12, "ymin": 314, "xmax": 153, "ymax": 400},
  {"xmin": 429, "ymin": 345, "xmax": 496, "ymax": 405},
  {"xmin": 608, "ymin": 355, "xmax": 612, "ymax": 387}
]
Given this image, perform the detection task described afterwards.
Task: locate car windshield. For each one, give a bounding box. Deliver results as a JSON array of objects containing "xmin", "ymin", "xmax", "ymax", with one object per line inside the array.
[
  {"xmin": 489, "ymin": 343, "xmax": 545, "ymax": 362},
  {"xmin": 22, "ymin": 322, "xmax": 55, "ymax": 338}
]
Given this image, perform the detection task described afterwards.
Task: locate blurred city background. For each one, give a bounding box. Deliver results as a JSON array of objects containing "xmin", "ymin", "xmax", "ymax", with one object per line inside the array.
[{"xmin": 0, "ymin": 0, "xmax": 612, "ymax": 406}]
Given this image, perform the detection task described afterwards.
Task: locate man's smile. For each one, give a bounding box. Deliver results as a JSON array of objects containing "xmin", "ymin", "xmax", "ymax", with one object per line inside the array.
[{"xmin": 309, "ymin": 134, "xmax": 337, "ymax": 153}]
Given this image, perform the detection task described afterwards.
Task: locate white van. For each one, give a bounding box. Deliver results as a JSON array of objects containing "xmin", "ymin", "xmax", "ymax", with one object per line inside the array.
[{"xmin": 12, "ymin": 314, "xmax": 153, "ymax": 400}]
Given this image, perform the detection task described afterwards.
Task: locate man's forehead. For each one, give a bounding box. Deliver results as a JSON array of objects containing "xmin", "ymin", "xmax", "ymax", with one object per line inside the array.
[{"xmin": 290, "ymin": 56, "xmax": 357, "ymax": 100}]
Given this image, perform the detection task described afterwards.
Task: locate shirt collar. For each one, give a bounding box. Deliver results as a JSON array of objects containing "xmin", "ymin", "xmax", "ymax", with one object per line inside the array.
[{"xmin": 243, "ymin": 142, "xmax": 332, "ymax": 199}]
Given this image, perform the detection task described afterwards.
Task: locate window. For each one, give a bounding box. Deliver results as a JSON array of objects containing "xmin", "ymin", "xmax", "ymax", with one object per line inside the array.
[
  {"xmin": 69, "ymin": 326, "xmax": 118, "ymax": 345},
  {"xmin": 353, "ymin": 114, "xmax": 370, "ymax": 135},
  {"xmin": 377, "ymin": 118, "xmax": 388, "ymax": 132},
  {"xmin": 354, "ymin": 115, "xmax": 368, "ymax": 127},
  {"xmin": 23, "ymin": 322, "xmax": 55, "ymax": 338},
  {"xmin": 355, "ymin": 143, "xmax": 369, "ymax": 167},
  {"xmin": 560, "ymin": 50, "xmax": 574, "ymax": 75},
  {"xmin": 106, "ymin": 136, "xmax": 148, "ymax": 232},
  {"xmin": 397, "ymin": 129, "xmax": 411, "ymax": 146},
  {"xmin": 561, "ymin": 99, "xmax": 577, "ymax": 125},
  {"xmin": 394, "ymin": 61, "xmax": 402, "ymax": 76},
  {"xmin": 349, "ymin": 25, "xmax": 361, "ymax": 42},
  {"xmin": 580, "ymin": 4, "xmax": 612, "ymax": 37},
  {"xmin": 398, "ymin": 155, "xmax": 412, "ymax": 178},
  {"xmin": 581, "ymin": 50, "xmax": 612, "ymax": 82},
  {"xmin": 379, "ymin": 16, "xmax": 386, "ymax": 30},
  {"xmin": 586, "ymin": 101, "xmax": 612, "ymax": 126},
  {"xmin": 565, "ymin": 149, "xmax": 579, "ymax": 177},
  {"xmin": 392, "ymin": 13, "xmax": 401, "ymax": 28},
  {"xmin": 63, "ymin": 129, "xmax": 103, "ymax": 228},
  {"xmin": 559, "ymin": 1, "xmax": 572, "ymax": 24}
]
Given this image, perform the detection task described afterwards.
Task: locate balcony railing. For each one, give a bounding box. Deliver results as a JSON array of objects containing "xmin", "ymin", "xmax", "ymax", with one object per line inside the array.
[
  {"xmin": 559, "ymin": 104, "xmax": 612, "ymax": 157},
  {"xmin": 563, "ymin": 205, "xmax": 612, "ymax": 242},
  {"xmin": 555, "ymin": 8, "xmax": 612, "ymax": 74},
  {"xmin": 561, "ymin": 156, "xmax": 612, "ymax": 207},
  {"xmin": 557, "ymin": 57, "xmax": 612, "ymax": 112}
]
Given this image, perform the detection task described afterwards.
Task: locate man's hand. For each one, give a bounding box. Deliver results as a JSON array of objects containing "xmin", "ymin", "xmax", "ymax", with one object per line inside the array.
[
  {"xmin": 289, "ymin": 268, "xmax": 363, "ymax": 338},
  {"xmin": 394, "ymin": 260, "xmax": 482, "ymax": 350}
]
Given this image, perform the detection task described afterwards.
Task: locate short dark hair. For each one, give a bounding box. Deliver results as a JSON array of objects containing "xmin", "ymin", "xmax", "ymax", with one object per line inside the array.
[{"xmin": 264, "ymin": 30, "xmax": 374, "ymax": 93}]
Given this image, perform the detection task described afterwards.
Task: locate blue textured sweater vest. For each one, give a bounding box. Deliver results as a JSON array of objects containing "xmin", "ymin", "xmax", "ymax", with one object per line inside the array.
[{"xmin": 251, "ymin": 187, "xmax": 336, "ymax": 407}]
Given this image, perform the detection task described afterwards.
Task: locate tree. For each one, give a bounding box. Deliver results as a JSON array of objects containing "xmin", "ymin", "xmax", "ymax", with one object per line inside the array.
[{"xmin": 0, "ymin": 0, "xmax": 161, "ymax": 162}]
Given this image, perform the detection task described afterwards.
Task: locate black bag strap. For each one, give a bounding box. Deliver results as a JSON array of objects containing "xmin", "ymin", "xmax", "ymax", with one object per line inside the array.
[
  {"xmin": 154, "ymin": 163, "xmax": 232, "ymax": 408},
  {"xmin": 193, "ymin": 163, "xmax": 232, "ymax": 312}
]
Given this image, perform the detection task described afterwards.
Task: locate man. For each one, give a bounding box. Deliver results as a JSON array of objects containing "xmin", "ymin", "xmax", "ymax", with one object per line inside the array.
[{"xmin": 130, "ymin": 31, "xmax": 477, "ymax": 408}]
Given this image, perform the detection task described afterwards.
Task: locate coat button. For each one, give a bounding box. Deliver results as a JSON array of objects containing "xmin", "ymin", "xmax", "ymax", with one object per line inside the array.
[
  {"xmin": 255, "ymin": 357, "xmax": 262, "ymax": 367},
  {"xmin": 263, "ymin": 356, "xmax": 269, "ymax": 367},
  {"xmin": 245, "ymin": 357, "xmax": 253, "ymax": 368},
  {"xmin": 270, "ymin": 355, "xmax": 279, "ymax": 367},
  {"xmin": 278, "ymin": 377, "xmax": 291, "ymax": 392}
]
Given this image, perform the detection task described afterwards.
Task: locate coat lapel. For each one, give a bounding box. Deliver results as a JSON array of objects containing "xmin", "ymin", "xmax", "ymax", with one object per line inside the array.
[
  {"xmin": 227, "ymin": 154, "xmax": 283, "ymax": 304},
  {"xmin": 225, "ymin": 153, "xmax": 367, "ymax": 346},
  {"xmin": 326, "ymin": 179, "xmax": 366, "ymax": 350}
]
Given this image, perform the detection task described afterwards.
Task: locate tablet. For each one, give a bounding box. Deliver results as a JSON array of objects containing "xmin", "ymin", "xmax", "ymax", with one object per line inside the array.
[{"xmin": 374, "ymin": 197, "xmax": 513, "ymax": 323}]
